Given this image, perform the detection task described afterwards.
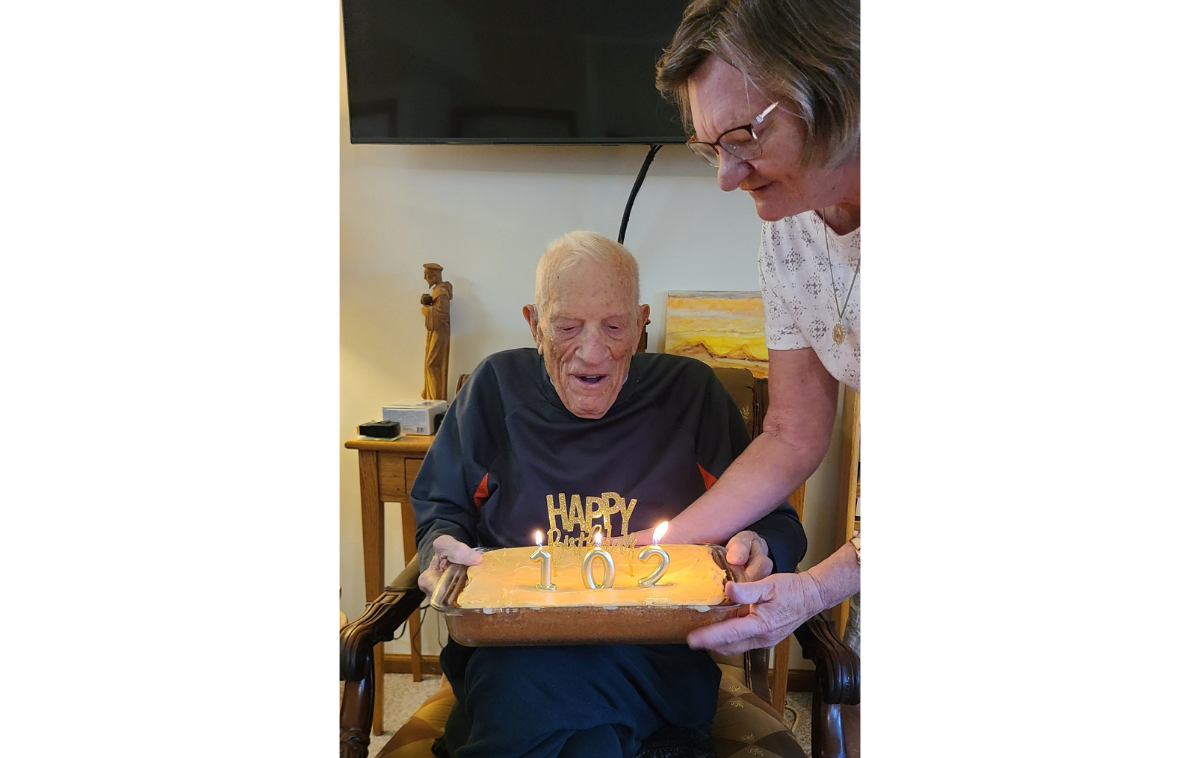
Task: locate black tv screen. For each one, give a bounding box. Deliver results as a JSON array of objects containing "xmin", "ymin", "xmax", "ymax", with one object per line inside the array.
[{"xmin": 342, "ymin": 0, "xmax": 691, "ymax": 145}]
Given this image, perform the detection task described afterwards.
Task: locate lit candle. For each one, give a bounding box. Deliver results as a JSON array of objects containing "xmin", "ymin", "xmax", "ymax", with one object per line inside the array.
[
  {"xmin": 530, "ymin": 530, "xmax": 556, "ymax": 590},
  {"xmin": 581, "ymin": 528, "xmax": 615, "ymax": 589},
  {"xmin": 637, "ymin": 521, "xmax": 671, "ymax": 588}
]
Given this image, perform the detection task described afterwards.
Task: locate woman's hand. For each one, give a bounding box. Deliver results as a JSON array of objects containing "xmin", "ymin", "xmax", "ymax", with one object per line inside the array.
[
  {"xmin": 686, "ymin": 571, "xmax": 825, "ymax": 655},
  {"xmin": 687, "ymin": 542, "xmax": 860, "ymax": 655},
  {"xmin": 722, "ymin": 530, "xmax": 773, "ymax": 581},
  {"xmin": 418, "ymin": 534, "xmax": 483, "ymax": 595}
]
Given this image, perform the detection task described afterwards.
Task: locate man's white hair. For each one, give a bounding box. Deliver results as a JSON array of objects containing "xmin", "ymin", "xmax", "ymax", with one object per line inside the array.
[{"xmin": 533, "ymin": 231, "xmax": 641, "ymax": 316}]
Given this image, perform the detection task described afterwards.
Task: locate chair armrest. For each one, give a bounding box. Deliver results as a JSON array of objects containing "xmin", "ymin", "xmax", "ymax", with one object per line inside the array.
[
  {"xmin": 340, "ymin": 557, "xmax": 426, "ymax": 682},
  {"xmin": 744, "ymin": 647, "xmax": 772, "ymax": 701},
  {"xmin": 386, "ymin": 554, "xmax": 424, "ymax": 594},
  {"xmin": 795, "ymin": 611, "xmax": 859, "ymax": 705}
]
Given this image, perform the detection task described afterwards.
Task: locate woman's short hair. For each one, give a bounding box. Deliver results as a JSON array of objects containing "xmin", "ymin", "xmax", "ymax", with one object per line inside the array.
[
  {"xmin": 534, "ymin": 231, "xmax": 641, "ymax": 316},
  {"xmin": 656, "ymin": 0, "xmax": 860, "ymax": 169}
]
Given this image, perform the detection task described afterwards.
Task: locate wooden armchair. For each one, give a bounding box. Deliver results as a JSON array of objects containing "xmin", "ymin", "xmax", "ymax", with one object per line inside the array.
[{"xmin": 340, "ymin": 558, "xmax": 859, "ymax": 758}]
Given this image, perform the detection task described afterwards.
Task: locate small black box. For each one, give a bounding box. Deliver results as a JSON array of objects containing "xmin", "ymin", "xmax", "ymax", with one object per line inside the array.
[{"xmin": 358, "ymin": 420, "xmax": 401, "ymax": 439}]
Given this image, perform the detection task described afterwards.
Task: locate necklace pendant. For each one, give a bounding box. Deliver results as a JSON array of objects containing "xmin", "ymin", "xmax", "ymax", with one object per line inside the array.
[{"xmin": 833, "ymin": 323, "xmax": 845, "ymax": 344}]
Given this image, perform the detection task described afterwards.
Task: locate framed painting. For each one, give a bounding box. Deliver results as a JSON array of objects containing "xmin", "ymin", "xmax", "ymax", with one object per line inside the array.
[{"xmin": 663, "ymin": 291, "xmax": 768, "ymax": 378}]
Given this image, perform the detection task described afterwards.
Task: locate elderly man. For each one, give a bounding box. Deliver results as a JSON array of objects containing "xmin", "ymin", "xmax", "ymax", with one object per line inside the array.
[{"xmin": 412, "ymin": 231, "xmax": 806, "ymax": 758}]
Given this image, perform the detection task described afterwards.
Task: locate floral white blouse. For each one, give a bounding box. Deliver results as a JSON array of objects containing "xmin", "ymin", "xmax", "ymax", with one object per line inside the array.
[{"xmin": 758, "ymin": 211, "xmax": 861, "ymax": 393}]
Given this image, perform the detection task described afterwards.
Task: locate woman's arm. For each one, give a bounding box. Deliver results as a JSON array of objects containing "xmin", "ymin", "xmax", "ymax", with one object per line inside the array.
[{"xmin": 663, "ymin": 346, "xmax": 840, "ymax": 545}]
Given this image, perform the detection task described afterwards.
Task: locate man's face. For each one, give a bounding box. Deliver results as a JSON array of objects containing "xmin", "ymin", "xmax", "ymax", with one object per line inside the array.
[
  {"xmin": 424, "ymin": 269, "xmax": 438, "ymax": 287},
  {"xmin": 524, "ymin": 259, "xmax": 648, "ymax": 419}
]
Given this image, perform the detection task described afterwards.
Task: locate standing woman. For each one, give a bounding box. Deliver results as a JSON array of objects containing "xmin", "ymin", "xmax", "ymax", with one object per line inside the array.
[{"xmin": 654, "ymin": 0, "xmax": 862, "ymax": 654}]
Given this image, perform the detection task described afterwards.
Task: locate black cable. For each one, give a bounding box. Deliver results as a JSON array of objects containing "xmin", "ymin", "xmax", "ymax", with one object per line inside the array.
[
  {"xmin": 391, "ymin": 602, "xmax": 431, "ymax": 642},
  {"xmin": 618, "ymin": 144, "xmax": 663, "ymax": 244},
  {"xmin": 390, "ymin": 604, "xmax": 447, "ymax": 671}
]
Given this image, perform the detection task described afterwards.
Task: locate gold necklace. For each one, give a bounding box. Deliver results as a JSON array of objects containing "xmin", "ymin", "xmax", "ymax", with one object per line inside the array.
[{"xmin": 820, "ymin": 208, "xmax": 860, "ymax": 344}]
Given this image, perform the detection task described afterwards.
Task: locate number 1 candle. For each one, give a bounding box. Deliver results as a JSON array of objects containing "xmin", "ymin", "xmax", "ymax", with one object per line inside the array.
[{"xmin": 530, "ymin": 530, "xmax": 556, "ymax": 590}]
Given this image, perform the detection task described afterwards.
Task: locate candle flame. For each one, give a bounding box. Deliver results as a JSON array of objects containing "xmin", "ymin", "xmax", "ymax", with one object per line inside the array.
[
  {"xmin": 535, "ymin": 530, "xmax": 543, "ymax": 547},
  {"xmin": 652, "ymin": 521, "xmax": 669, "ymax": 545},
  {"xmin": 593, "ymin": 528, "xmax": 603, "ymax": 547}
]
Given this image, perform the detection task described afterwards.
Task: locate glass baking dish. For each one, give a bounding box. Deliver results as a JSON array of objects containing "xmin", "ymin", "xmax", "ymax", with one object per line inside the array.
[{"xmin": 430, "ymin": 544, "xmax": 749, "ymax": 647}]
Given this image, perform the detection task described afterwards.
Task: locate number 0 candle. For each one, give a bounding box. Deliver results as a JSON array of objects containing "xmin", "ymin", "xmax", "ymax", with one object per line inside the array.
[
  {"xmin": 530, "ymin": 530, "xmax": 556, "ymax": 590},
  {"xmin": 582, "ymin": 528, "xmax": 615, "ymax": 589}
]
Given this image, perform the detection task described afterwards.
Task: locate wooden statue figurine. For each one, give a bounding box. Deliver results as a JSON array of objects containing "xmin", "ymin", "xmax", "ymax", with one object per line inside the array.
[{"xmin": 420, "ymin": 263, "xmax": 452, "ymax": 400}]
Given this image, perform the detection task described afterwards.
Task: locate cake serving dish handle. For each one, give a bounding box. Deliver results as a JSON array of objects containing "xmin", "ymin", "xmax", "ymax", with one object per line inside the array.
[{"xmin": 430, "ymin": 545, "xmax": 750, "ymax": 647}]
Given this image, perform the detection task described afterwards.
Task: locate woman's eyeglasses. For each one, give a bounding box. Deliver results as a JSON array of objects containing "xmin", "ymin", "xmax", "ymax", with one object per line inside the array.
[{"xmin": 686, "ymin": 101, "xmax": 779, "ymax": 168}]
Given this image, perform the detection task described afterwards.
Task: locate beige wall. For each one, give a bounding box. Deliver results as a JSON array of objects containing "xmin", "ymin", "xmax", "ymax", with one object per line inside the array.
[{"xmin": 339, "ymin": 43, "xmax": 847, "ymax": 664}]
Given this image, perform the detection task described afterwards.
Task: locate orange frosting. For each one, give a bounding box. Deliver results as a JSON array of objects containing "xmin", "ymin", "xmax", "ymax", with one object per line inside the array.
[{"xmin": 456, "ymin": 544, "xmax": 727, "ymax": 609}]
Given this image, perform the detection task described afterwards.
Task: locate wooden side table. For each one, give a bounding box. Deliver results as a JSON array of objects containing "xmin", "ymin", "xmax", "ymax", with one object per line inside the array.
[{"xmin": 345, "ymin": 434, "xmax": 435, "ymax": 735}]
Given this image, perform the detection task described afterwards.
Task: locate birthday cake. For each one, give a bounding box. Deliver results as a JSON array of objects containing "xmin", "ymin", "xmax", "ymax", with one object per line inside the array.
[{"xmin": 455, "ymin": 544, "xmax": 728, "ymax": 609}]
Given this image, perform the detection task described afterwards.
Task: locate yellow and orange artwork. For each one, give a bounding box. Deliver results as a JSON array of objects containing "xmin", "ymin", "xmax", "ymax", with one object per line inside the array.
[{"xmin": 663, "ymin": 291, "xmax": 768, "ymax": 378}]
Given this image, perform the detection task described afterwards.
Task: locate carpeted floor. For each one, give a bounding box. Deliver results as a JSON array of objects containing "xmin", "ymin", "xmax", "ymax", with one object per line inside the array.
[{"xmin": 359, "ymin": 673, "xmax": 813, "ymax": 757}]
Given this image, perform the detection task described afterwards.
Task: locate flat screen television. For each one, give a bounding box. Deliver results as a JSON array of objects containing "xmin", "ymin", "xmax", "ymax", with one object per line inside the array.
[{"xmin": 341, "ymin": 0, "xmax": 692, "ymax": 145}]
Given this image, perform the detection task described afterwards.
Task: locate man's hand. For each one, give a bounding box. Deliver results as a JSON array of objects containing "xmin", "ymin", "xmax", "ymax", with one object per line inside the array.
[
  {"xmin": 722, "ymin": 530, "xmax": 773, "ymax": 581},
  {"xmin": 418, "ymin": 534, "xmax": 483, "ymax": 595},
  {"xmin": 686, "ymin": 571, "xmax": 824, "ymax": 656}
]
